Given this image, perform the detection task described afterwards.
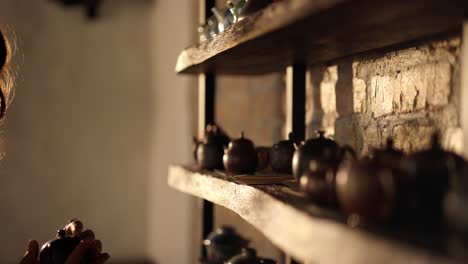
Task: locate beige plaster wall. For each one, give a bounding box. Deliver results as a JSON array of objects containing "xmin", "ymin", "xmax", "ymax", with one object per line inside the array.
[{"xmin": 0, "ymin": 0, "xmax": 195, "ymax": 263}]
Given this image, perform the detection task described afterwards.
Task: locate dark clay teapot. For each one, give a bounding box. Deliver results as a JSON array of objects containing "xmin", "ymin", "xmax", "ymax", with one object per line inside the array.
[
  {"xmin": 39, "ymin": 229, "xmax": 94, "ymax": 264},
  {"xmin": 294, "ymin": 131, "xmax": 355, "ymax": 204},
  {"xmin": 223, "ymin": 132, "xmax": 258, "ymax": 175},
  {"xmin": 196, "ymin": 124, "xmax": 230, "ymax": 170},
  {"xmin": 270, "ymin": 132, "xmax": 297, "ymax": 174},
  {"xmin": 399, "ymin": 134, "xmax": 466, "ymax": 228},
  {"xmin": 226, "ymin": 248, "xmax": 276, "ymax": 264},
  {"xmin": 203, "ymin": 226, "xmax": 249, "ymax": 264},
  {"xmin": 335, "ymin": 141, "xmax": 403, "ymax": 226},
  {"xmin": 335, "ymin": 139, "xmax": 407, "ymax": 225}
]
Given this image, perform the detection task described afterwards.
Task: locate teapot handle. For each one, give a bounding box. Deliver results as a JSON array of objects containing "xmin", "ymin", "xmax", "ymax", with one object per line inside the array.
[{"xmin": 293, "ymin": 141, "xmax": 304, "ymax": 150}]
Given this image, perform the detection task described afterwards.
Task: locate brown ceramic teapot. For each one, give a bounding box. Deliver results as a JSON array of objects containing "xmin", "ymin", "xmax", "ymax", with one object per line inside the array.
[
  {"xmin": 223, "ymin": 132, "xmax": 258, "ymax": 174},
  {"xmin": 196, "ymin": 124, "xmax": 230, "ymax": 170},
  {"xmin": 294, "ymin": 131, "xmax": 355, "ymax": 204},
  {"xmin": 335, "ymin": 139, "xmax": 404, "ymax": 225}
]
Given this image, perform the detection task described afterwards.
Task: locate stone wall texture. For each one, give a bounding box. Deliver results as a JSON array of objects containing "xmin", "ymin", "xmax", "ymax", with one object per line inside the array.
[{"xmin": 306, "ymin": 36, "xmax": 463, "ymax": 155}]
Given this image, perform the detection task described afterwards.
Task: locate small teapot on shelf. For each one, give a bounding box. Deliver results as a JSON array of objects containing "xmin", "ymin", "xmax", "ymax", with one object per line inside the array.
[
  {"xmin": 269, "ymin": 132, "xmax": 297, "ymax": 174},
  {"xmin": 293, "ymin": 130, "xmax": 355, "ymax": 204},
  {"xmin": 223, "ymin": 132, "xmax": 258, "ymax": 175},
  {"xmin": 195, "ymin": 123, "xmax": 230, "ymax": 170},
  {"xmin": 335, "ymin": 139, "xmax": 402, "ymax": 225},
  {"xmin": 203, "ymin": 226, "xmax": 249, "ymax": 264},
  {"xmin": 226, "ymin": 248, "xmax": 276, "ymax": 264},
  {"xmin": 398, "ymin": 133, "xmax": 466, "ymax": 228}
]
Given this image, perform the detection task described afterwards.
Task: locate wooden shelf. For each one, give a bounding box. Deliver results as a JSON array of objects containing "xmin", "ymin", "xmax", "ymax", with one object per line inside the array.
[
  {"xmin": 176, "ymin": 0, "xmax": 465, "ymax": 75},
  {"xmin": 168, "ymin": 165, "xmax": 465, "ymax": 263}
]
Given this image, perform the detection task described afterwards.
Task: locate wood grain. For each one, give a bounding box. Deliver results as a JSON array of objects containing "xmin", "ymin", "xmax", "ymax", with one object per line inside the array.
[
  {"xmin": 176, "ymin": 0, "xmax": 466, "ymax": 75},
  {"xmin": 168, "ymin": 165, "xmax": 464, "ymax": 263}
]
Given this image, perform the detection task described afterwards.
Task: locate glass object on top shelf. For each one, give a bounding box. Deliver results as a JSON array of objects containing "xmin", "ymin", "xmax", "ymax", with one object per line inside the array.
[
  {"xmin": 228, "ymin": 0, "xmax": 247, "ymax": 23},
  {"xmin": 197, "ymin": 0, "xmax": 274, "ymax": 42},
  {"xmin": 212, "ymin": 6, "xmax": 235, "ymax": 33},
  {"xmin": 198, "ymin": 16, "xmax": 220, "ymax": 42}
]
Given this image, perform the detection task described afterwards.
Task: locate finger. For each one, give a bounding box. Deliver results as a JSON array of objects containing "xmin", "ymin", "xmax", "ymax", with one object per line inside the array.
[
  {"xmin": 95, "ymin": 240, "xmax": 102, "ymax": 253},
  {"xmin": 95, "ymin": 253, "xmax": 110, "ymax": 264},
  {"xmin": 65, "ymin": 240, "xmax": 93, "ymax": 264},
  {"xmin": 20, "ymin": 240, "xmax": 39, "ymax": 264},
  {"xmin": 79, "ymin": 229, "xmax": 95, "ymax": 240},
  {"xmin": 66, "ymin": 220, "xmax": 84, "ymax": 237}
]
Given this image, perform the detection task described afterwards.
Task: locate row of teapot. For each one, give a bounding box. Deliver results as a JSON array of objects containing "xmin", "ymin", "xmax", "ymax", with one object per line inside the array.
[
  {"xmin": 203, "ymin": 226, "xmax": 276, "ymax": 264},
  {"xmin": 193, "ymin": 124, "xmax": 467, "ymax": 229}
]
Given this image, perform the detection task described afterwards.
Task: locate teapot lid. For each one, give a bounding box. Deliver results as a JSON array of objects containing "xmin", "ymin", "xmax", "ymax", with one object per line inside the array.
[
  {"xmin": 300, "ymin": 130, "xmax": 339, "ymax": 156},
  {"xmin": 227, "ymin": 132, "xmax": 255, "ymax": 150},
  {"xmin": 371, "ymin": 138, "xmax": 403, "ymax": 162},
  {"xmin": 203, "ymin": 226, "xmax": 248, "ymax": 246},
  {"xmin": 202, "ymin": 123, "xmax": 230, "ymax": 145},
  {"xmin": 304, "ymin": 130, "xmax": 337, "ymax": 146},
  {"xmin": 273, "ymin": 132, "xmax": 297, "ymax": 148},
  {"xmin": 401, "ymin": 133, "xmax": 466, "ymax": 175}
]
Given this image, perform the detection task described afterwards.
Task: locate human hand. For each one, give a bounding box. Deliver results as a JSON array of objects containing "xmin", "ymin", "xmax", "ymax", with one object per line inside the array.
[{"xmin": 20, "ymin": 219, "xmax": 110, "ymax": 264}]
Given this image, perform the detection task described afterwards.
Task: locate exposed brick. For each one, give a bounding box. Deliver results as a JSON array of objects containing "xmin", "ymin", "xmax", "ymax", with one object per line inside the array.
[
  {"xmin": 392, "ymin": 124, "xmax": 436, "ymax": 153},
  {"xmin": 305, "ymin": 37, "xmax": 460, "ymax": 155},
  {"xmin": 353, "ymin": 78, "xmax": 366, "ymax": 113},
  {"xmin": 426, "ymin": 62, "xmax": 451, "ymax": 107},
  {"xmin": 369, "ymin": 75, "xmax": 394, "ymax": 117}
]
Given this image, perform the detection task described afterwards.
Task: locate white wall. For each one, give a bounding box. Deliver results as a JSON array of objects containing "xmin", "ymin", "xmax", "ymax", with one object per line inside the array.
[
  {"xmin": 0, "ymin": 0, "xmax": 194, "ymax": 263},
  {"xmin": 147, "ymin": 0, "xmax": 197, "ymax": 263}
]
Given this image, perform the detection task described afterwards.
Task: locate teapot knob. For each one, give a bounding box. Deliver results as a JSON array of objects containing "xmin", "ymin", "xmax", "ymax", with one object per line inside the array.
[
  {"xmin": 315, "ymin": 129, "xmax": 326, "ymax": 138},
  {"xmin": 431, "ymin": 133, "xmax": 442, "ymax": 149},
  {"xmin": 385, "ymin": 138, "xmax": 394, "ymax": 149}
]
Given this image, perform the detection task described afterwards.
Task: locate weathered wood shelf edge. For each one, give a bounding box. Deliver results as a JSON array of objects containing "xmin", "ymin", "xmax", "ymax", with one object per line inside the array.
[
  {"xmin": 176, "ymin": 0, "xmax": 465, "ymax": 75},
  {"xmin": 168, "ymin": 165, "xmax": 461, "ymax": 264}
]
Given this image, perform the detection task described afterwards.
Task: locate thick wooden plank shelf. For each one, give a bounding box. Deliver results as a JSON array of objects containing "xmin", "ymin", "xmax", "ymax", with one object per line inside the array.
[
  {"xmin": 176, "ymin": 0, "xmax": 465, "ymax": 75},
  {"xmin": 168, "ymin": 165, "xmax": 465, "ymax": 263}
]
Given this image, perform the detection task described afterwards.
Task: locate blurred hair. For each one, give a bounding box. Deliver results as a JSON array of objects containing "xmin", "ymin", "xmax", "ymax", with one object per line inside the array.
[{"xmin": 0, "ymin": 29, "xmax": 14, "ymax": 124}]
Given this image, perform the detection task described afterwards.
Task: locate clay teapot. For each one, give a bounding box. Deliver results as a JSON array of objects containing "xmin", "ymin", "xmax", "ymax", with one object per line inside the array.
[
  {"xmin": 293, "ymin": 131, "xmax": 353, "ymax": 180},
  {"xmin": 270, "ymin": 132, "xmax": 297, "ymax": 174},
  {"xmin": 39, "ymin": 229, "xmax": 94, "ymax": 264},
  {"xmin": 335, "ymin": 140, "xmax": 402, "ymax": 225},
  {"xmin": 196, "ymin": 124, "xmax": 230, "ymax": 170},
  {"xmin": 336, "ymin": 156, "xmax": 396, "ymax": 226},
  {"xmin": 294, "ymin": 131, "xmax": 355, "ymax": 204},
  {"xmin": 399, "ymin": 134, "xmax": 466, "ymax": 227},
  {"xmin": 203, "ymin": 226, "xmax": 249, "ymax": 264},
  {"xmin": 226, "ymin": 248, "xmax": 276, "ymax": 264},
  {"xmin": 223, "ymin": 132, "xmax": 258, "ymax": 174}
]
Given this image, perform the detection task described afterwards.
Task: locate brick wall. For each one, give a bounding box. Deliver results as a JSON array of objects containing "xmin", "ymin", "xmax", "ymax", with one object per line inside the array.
[{"xmin": 306, "ymin": 36, "xmax": 463, "ymax": 155}]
